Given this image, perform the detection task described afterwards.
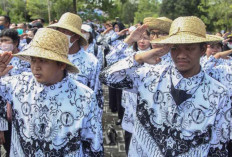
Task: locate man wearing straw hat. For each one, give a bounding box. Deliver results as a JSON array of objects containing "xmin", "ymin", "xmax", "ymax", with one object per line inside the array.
[
  {"xmin": 105, "ymin": 16, "xmax": 173, "ymax": 154},
  {"xmin": 0, "ymin": 28, "xmax": 103, "ymax": 156},
  {"xmin": 48, "ymin": 12, "xmax": 103, "ymax": 110},
  {"xmin": 100, "ymin": 16, "xmax": 231, "ymax": 156}
]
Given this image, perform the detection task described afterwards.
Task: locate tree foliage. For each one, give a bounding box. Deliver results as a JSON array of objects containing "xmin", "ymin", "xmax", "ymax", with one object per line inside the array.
[
  {"xmin": 160, "ymin": 0, "xmax": 202, "ymax": 20},
  {"xmin": 134, "ymin": 0, "xmax": 160, "ymax": 23},
  {"xmin": 0, "ymin": 0, "xmax": 231, "ymax": 32}
]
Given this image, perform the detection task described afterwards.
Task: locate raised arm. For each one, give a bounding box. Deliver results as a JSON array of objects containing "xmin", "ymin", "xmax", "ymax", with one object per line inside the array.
[{"xmin": 100, "ymin": 46, "xmax": 170, "ymax": 93}]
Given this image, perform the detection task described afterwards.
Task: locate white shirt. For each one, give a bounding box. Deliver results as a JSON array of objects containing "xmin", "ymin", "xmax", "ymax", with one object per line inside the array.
[
  {"xmin": 0, "ymin": 72, "xmax": 103, "ymax": 156},
  {"xmin": 100, "ymin": 56, "xmax": 231, "ymax": 157},
  {"xmin": 68, "ymin": 49, "xmax": 103, "ymax": 109}
]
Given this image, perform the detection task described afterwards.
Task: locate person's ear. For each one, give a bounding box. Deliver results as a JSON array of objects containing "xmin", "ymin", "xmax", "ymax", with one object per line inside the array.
[
  {"xmin": 200, "ymin": 44, "xmax": 207, "ymax": 56},
  {"xmin": 58, "ymin": 62, "xmax": 67, "ymax": 71}
]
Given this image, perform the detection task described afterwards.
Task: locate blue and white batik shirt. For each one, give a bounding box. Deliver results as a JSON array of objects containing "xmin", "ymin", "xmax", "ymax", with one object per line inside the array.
[
  {"xmin": 100, "ymin": 56, "xmax": 231, "ymax": 157},
  {"xmin": 0, "ymin": 72, "xmax": 103, "ymax": 156}
]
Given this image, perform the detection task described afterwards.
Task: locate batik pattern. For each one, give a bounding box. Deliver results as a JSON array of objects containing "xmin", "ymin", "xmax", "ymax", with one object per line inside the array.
[
  {"xmin": 100, "ymin": 56, "xmax": 231, "ymax": 157},
  {"xmin": 8, "ymin": 57, "xmax": 31, "ymax": 76},
  {"xmin": 68, "ymin": 50, "xmax": 104, "ymax": 110},
  {"xmin": 0, "ymin": 72, "xmax": 103, "ymax": 157}
]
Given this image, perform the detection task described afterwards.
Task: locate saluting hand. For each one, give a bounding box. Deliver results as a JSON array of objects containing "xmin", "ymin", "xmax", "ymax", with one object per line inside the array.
[
  {"xmin": 0, "ymin": 51, "xmax": 13, "ymax": 77},
  {"xmin": 124, "ymin": 24, "xmax": 148, "ymax": 45}
]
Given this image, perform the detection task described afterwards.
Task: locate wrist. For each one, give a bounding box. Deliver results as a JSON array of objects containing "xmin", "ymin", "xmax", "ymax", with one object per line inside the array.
[
  {"xmin": 124, "ymin": 37, "xmax": 134, "ymax": 45},
  {"xmin": 134, "ymin": 53, "xmax": 143, "ymax": 64}
]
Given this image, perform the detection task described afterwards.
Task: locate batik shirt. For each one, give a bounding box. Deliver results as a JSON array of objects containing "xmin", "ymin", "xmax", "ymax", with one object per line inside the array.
[
  {"xmin": 83, "ymin": 43, "xmax": 104, "ymax": 70},
  {"xmin": 68, "ymin": 50, "xmax": 104, "ymax": 109},
  {"xmin": 0, "ymin": 72, "xmax": 103, "ymax": 157},
  {"xmin": 100, "ymin": 56, "xmax": 231, "ymax": 157},
  {"xmin": 202, "ymin": 56, "xmax": 232, "ymax": 95},
  {"xmin": 8, "ymin": 57, "xmax": 31, "ymax": 76},
  {"xmin": 81, "ymin": 45, "xmax": 104, "ymax": 111},
  {"xmin": 106, "ymin": 43, "xmax": 173, "ymax": 133}
]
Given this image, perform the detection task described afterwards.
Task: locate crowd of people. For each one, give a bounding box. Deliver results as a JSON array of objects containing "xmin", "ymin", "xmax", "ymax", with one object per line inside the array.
[{"xmin": 0, "ymin": 12, "xmax": 231, "ymax": 157}]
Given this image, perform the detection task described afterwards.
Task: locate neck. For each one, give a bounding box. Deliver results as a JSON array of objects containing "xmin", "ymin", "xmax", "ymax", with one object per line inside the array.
[
  {"xmin": 12, "ymin": 48, "xmax": 19, "ymax": 54},
  {"xmin": 69, "ymin": 42, "xmax": 80, "ymax": 54},
  {"xmin": 83, "ymin": 44, "xmax": 89, "ymax": 50},
  {"xmin": 180, "ymin": 66, "xmax": 201, "ymax": 78}
]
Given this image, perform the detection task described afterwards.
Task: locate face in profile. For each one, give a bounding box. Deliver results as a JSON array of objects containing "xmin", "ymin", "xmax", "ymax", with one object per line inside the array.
[{"xmin": 30, "ymin": 57, "xmax": 66, "ymax": 86}]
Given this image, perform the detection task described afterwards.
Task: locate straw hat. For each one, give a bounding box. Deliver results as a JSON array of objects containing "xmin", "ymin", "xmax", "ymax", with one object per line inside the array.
[
  {"xmin": 143, "ymin": 17, "xmax": 172, "ymax": 33},
  {"xmin": 48, "ymin": 12, "xmax": 87, "ymax": 46},
  {"xmin": 14, "ymin": 28, "xmax": 79, "ymax": 73},
  {"xmin": 151, "ymin": 16, "xmax": 223, "ymax": 44}
]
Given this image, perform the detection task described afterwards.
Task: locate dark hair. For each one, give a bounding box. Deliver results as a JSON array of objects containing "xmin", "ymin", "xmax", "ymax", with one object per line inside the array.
[
  {"xmin": 0, "ymin": 15, "xmax": 11, "ymax": 25},
  {"xmin": 113, "ymin": 22, "xmax": 125, "ymax": 32},
  {"xmin": 88, "ymin": 32, "xmax": 94, "ymax": 44},
  {"xmin": 32, "ymin": 22, "xmax": 43, "ymax": 28},
  {"xmin": 112, "ymin": 22, "xmax": 126, "ymax": 40},
  {"xmin": 0, "ymin": 29, "xmax": 20, "ymax": 47},
  {"xmin": 200, "ymin": 42, "xmax": 207, "ymax": 52},
  {"xmin": 133, "ymin": 30, "xmax": 151, "ymax": 51}
]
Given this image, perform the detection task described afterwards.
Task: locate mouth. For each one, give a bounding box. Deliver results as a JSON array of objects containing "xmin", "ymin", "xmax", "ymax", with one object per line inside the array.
[
  {"xmin": 176, "ymin": 61, "xmax": 189, "ymax": 65},
  {"xmin": 34, "ymin": 74, "xmax": 42, "ymax": 78}
]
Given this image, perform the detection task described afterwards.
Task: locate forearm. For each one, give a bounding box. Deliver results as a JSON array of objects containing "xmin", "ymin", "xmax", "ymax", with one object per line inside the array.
[{"xmin": 100, "ymin": 55, "xmax": 141, "ymax": 93}]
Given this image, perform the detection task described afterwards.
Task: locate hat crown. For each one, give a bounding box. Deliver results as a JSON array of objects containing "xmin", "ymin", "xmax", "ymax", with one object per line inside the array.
[
  {"xmin": 169, "ymin": 16, "xmax": 206, "ymax": 38},
  {"xmin": 58, "ymin": 12, "xmax": 82, "ymax": 32},
  {"xmin": 143, "ymin": 17, "xmax": 172, "ymax": 33},
  {"xmin": 31, "ymin": 28, "xmax": 68, "ymax": 57}
]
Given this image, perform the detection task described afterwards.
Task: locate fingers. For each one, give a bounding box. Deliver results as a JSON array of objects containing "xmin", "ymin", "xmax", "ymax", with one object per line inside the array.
[
  {"xmin": 0, "ymin": 51, "xmax": 12, "ymax": 63},
  {"xmin": 0, "ymin": 65, "xmax": 13, "ymax": 77}
]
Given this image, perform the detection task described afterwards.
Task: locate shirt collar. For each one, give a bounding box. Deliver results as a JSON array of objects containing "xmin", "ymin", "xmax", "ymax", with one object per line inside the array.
[
  {"xmin": 33, "ymin": 75, "xmax": 69, "ymax": 95},
  {"xmin": 171, "ymin": 66, "xmax": 204, "ymax": 91}
]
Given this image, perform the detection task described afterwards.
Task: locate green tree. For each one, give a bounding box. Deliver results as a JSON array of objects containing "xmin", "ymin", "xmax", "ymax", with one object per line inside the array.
[
  {"xmin": 121, "ymin": 1, "xmax": 137, "ymax": 24},
  {"xmin": 134, "ymin": 0, "xmax": 160, "ymax": 23},
  {"xmin": 8, "ymin": 0, "xmax": 28, "ymax": 23},
  {"xmin": 199, "ymin": 0, "xmax": 232, "ymax": 32},
  {"xmin": 27, "ymin": 0, "xmax": 48, "ymax": 22},
  {"xmin": 160, "ymin": 0, "xmax": 202, "ymax": 20}
]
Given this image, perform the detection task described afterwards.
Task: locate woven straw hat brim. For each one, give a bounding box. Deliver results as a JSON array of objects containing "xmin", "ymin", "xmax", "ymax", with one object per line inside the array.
[
  {"xmin": 48, "ymin": 23, "xmax": 87, "ymax": 46},
  {"xmin": 152, "ymin": 33, "xmax": 223, "ymax": 44},
  {"xmin": 14, "ymin": 46, "xmax": 79, "ymax": 73}
]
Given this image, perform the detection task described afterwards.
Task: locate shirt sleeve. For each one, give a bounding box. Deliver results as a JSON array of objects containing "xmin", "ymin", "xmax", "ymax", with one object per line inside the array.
[
  {"xmin": 100, "ymin": 55, "xmax": 143, "ymax": 93},
  {"xmin": 0, "ymin": 76, "xmax": 14, "ymax": 131},
  {"xmin": 81, "ymin": 92, "xmax": 103, "ymax": 156},
  {"xmin": 208, "ymin": 91, "xmax": 232, "ymax": 156},
  {"xmin": 106, "ymin": 41, "xmax": 129, "ymax": 66}
]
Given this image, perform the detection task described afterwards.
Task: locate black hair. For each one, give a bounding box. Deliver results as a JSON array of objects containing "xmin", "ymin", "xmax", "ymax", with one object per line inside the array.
[
  {"xmin": 113, "ymin": 22, "xmax": 125, "ymax": 32},
  {"xmin": 0, "ymin": 29, "xmax": 20, "ymax": 47},
  {"xmin": 112, "ymin": 22, "xmax": 126, "ymax": 40},
  {"xmin": 200, "ymin": 42, "xmax": 207, "ymax": 52},
  {"xmin": 0, "ymin": 15, "xmax": 11, "ymax": 25},
  {"xmin": 88, "ymin": 32, "xmax": 94, "ymax": 44}
]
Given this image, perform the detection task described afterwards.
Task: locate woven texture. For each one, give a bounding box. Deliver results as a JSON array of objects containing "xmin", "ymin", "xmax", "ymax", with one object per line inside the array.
[
  {"xmin": 15, "ymin": 28, "xmax": 79, "ymax": 73},
  {"xmin": 143, "ymin": 17, "xmax": 172, "ymax": 33},
  {"xmin": 48, "ymin": 12, "xmax": 87, "ymax": 46},
  {"xmin": 151, "ymin": 16, "xmax": 223, "ymax": 44}
]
